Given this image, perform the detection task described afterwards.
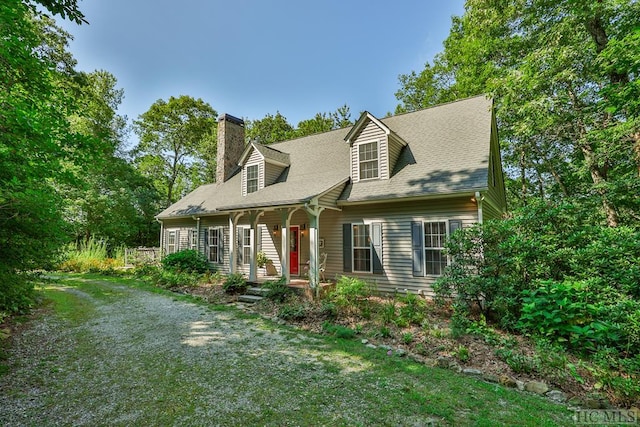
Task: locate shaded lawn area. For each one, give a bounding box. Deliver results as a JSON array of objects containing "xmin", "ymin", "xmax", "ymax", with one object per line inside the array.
[{"xmin": 0, "ymin": 274, "xmax": 574, "ymax": 426}]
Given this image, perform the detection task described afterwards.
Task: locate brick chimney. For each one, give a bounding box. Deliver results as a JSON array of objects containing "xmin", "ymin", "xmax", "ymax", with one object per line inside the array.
[{"xmin": 216, "ymin": 114, "xmax": 245, "ymax": 183}]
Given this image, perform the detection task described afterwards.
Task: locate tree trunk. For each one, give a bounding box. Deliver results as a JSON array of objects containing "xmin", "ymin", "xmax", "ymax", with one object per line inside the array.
[{"xmin": 579, "ymin": 142, "xmax": 619, "ymax": 227}]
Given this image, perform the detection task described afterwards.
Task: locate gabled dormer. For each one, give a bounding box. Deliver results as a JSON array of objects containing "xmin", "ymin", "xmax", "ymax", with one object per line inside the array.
[
  {"xmin": 238, "ymin": 142, "xmax": 290, "ymax": 196},
  {"xmin": 344, "ymin": 111, "xmax": 407, "ymax": 183}
]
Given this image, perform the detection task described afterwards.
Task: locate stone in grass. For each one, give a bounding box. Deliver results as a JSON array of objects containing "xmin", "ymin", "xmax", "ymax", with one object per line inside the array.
[
  {"xmin": 462, "ymin": 368, "xmax": 483, "ymax": 377},
  {"xmin": 366, "ymin": 343, "xmax": 377, "ymax": 349},
  {"xmin": 499, "ymin": 375, "xmax": 518, "ymax": 388},
  {"xmin": 395, "ymin": 348, "xmax": 407, "ymax": 357},
  {"xmin": 483, "ymin": 373, "xmax": 500, "ymax": 384},
  {"xmin": 525, "ymin": 381, "xmax": 549, "ymax": 395},
  {"xmin": 545, "ymin": 390, "xmax": 567, "ymax": 403},
  {"xmin": 436, "ymin": 356, "xmax": 453, "ymax": 369},
  {"xmin": 361, "ymin": 339, "xmax": 369, "ymax": 345}
]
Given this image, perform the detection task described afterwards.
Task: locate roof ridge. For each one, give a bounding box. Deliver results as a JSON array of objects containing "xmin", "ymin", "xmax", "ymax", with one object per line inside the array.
[{"xmin": 386, "ymin": 93, "xmax": 490, "ymax": 120}]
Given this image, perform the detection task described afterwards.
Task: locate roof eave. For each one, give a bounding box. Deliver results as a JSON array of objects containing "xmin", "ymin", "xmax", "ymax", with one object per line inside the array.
[{"xmin": 337, "ymin": 187, "xmax": 488, "ymax": 207}]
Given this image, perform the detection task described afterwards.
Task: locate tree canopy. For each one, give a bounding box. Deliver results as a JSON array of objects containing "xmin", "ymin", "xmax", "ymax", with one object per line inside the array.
[
  {"xmin": 132, "ymin": 96, "xmax": 218, "ymax": 206},
  {"xmin": 395, "ymin": 0, "xmax": 640, "ymax": 227}
]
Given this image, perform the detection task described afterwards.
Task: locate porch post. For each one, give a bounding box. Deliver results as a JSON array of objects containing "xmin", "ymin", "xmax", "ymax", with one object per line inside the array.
[
  {"xmin": 305, "ymin": 204, "xmax": 325, "ymax": 296},
  {"xmin": 278, "ymin": 208, "xmax": 293, "ymax": 284},
  {"xmin": 228, "ymin": 213, "xmax": 242, "ymax": 274},
  {"xmin": 248, "ymin": 210, "xmax": 263, "ymax": 282},
  {"xmin": 475, "ymin": 191, "xmax": 484, "ymax": 224}
]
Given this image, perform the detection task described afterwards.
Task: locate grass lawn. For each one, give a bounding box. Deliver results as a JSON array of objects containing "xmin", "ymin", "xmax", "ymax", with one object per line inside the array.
[{"xmin": 0, "ymin": 273, "xmax": 575, "ymax": 426}]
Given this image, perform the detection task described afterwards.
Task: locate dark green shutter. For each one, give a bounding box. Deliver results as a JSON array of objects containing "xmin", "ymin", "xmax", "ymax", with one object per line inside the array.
[
  {"xmin": 372, "ymin": 222, "xmax": 383, "ymax": 274},
  {"xmin": 343, "ymin": 223, "xmax": 352, "ymax": 273},
  {"xmin": 218, "ymin": 228, "xmax": 225, "ymax": 264},
  {"xmin": 237, "ymin": 227, "xmax": 243, "ymax": 265},
  {"xmin": 204, "ymin": 229, "xmax": 210, "ymax": 260},
  {"xmin": 411, "ymin": 221, "xmax": 424, "ymax": 277}
]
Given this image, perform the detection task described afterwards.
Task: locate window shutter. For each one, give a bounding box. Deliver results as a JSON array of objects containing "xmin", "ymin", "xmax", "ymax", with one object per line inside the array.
[
  {"xmin": 204, "ymin": 229, "xmax": 210, "ymax": 260},
  {"xmin": 372, "ymin": 222, "xmax": 383, "ymax": 274},
  {"xmin": 411, "ymin": 221, "xmax": 424, "ymax": 277},
  {"xmin": 237, "ymin": 227, "xmax": 243, "ymax": 265},
  {"xmin": 218, "ymin": 228, "xmax": 225, "ymax": 264},
  {"xmin": 449, "ymin": 219, "xmax": 462, "ymax": 236},
  {"xmin": 176, "ymin": 231, "xmax": 181, "ymax": 251},
  {"xmin": 342, "ymin": 223, "xmax": 352, "ymax": 273}
]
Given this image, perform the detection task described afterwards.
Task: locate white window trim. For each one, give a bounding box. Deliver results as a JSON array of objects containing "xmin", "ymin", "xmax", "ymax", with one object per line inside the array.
[
  {"xmin": 356, "ymin": 140, "xmax": 380, "ymax": 181},
  {"xmin": 352, "ymin": 223, "xmax": 373, "ymax": 273},
  {"xmin": 167, "ymin": 230, "xmax": 177, "ymax": 255},
  {"xmin": 208, "ymin": 227, "xmax": 222, "ymax": 263},
  {"xmin": 422, "ymin": 220, "xmax": 449, "ymax": 276},
  {"xmin": 239, "ymin": 226, "xmax": 252, "ymax": 266},
  {"xmin": 246, "ymin": 164, "xmax": 259, "ymax": 194},
  {"xmin": 189, "ymin": 229, "xmax": 198, "ymax": 251}
]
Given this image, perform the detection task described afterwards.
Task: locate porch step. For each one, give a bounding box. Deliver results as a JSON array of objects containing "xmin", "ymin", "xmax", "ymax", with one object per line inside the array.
[
  {"xmin": 246, "ymin": 286, "xmax": 270, "ymax": 297},
  {"xmin": 238, "ymin": 294, "xmax": 264, "ymax": 304}
]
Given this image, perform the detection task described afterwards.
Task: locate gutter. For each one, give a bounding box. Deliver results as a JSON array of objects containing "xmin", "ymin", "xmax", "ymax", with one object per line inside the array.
[{"xmin": 336, "ymin": 188, "xmax": 486, "ymax": 207}]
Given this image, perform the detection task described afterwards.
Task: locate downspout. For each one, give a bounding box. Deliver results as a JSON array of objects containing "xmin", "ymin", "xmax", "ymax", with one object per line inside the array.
[
  {"xmin": 192, "ymin": 216, "xmax": 201, "ymax": 252},
  {"xmin": 475, "ymin": 191, "xmax": 484, "ymax": 224}
]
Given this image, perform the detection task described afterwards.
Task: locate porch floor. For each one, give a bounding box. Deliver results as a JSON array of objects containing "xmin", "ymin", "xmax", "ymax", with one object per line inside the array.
[{"xmin": 253, "ymin": 275, "xmax": 334, "ymax": 290}]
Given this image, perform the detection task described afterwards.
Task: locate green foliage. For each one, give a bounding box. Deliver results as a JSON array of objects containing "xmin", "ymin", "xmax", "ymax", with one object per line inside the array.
[
  {"xmin": 277, "ymin": 302, "xmax": 308, "ymax": 321},
  {"xmin": 222, "ymin": 273, "xmax": 247, "ymax": 294},
  {"xmin": 397, "ymin": 292, "xmax": 427, "ymax": 326},
  {"xmin": 402, "ymin": 332, "xmax": 414, "ymax": 345},
  {"xmin": 518, "ymin": 280, "xmax": 625, "ymax": 354},
  {"xmin": 494, "ymin": 348, "xmax": 539, "ymax": 374},
  {"xmin": 161, "ymin": 250, "xmax": 209, "ymax": 274},
  {"xmin": 256, "ymin": 252, "xmax": 270, "ymax": 268},
  {"xmin": 434, "ymin": 201, "xmax": 640, "ymax": 331},
  {"xmin": 455, "ymin": 345, "xmax": 470, "ymax": 363},
  {"xmin": 329, "ymin": 276, "xmax": 373, "ymax": 315},
  {"xmin": 261, "ymin": 277, "xmax": 292, "ymax": 302},
  {"xmin": 322, "ymin": 321, "xmax": 357, "ymax": 339},
  {"xmin": 154, "ymin": 270, "xmax": 199, "ymax": 290},
  {"xmin": 59, "ymin": 237, "xmax": 124, "ymax": 273},
  {"xmin": 132, "ymin": 95, "xmax": 218, "ymax": 206}
]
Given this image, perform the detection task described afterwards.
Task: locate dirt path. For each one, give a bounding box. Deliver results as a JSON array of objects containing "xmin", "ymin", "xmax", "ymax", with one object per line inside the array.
[{"xmin": 0, "ymin": 278, "xmax": 573, "ymax": 426}]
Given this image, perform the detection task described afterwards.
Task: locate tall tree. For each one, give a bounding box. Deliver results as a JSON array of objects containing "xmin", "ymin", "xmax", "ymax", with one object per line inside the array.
[
  {"xmin": 395, "ymin": 0, "xmax": 640, "ymax": 226},
  {"xmin": 1, "ymin": 0, "xmax": 92, "ymax": 313},
  {"xmin": 245, "ymin": 111, "xmax": 295, "ymax": 145},
  {"xmin": 133, "ymin": 96, "xmax": 217, "ymax": 206}
]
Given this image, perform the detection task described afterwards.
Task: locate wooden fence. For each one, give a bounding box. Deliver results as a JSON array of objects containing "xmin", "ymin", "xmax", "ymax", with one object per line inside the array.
[{"xmin": 124, "ymin": 247, "xmax": 162, "ymax": 267}]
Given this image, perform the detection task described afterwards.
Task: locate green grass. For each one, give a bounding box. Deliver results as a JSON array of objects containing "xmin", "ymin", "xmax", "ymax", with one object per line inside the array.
[{"xmin": 1, "ymin": 273, "xmax": 576, "ymax": 426}]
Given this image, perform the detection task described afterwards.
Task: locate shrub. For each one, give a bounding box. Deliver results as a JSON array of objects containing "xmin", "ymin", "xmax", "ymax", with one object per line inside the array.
[
  {"xmin": 162, "ymin": 250, "xmax": 209, "ymax": 274},
  {"xmin": 262, "ymin": 276, "xmax": 292, "ymax": 302},
  {"xmin": 222, "ymin": 273, "xmax": 247, "ymax": 294},
  {"xmin": 155, "ymin": 270, "xmax": 199, "ymax": 289},
  {"xmin": 518, "ymin": 280, "xmax": 623, "ymax": 353},
  {"xmin": 397, "ymin": 292, "xmax": 426, "ymax": 325},
  {"xmin": 330, "ymin": 276, "xmax": 372, "ymax": 315},
  {"xmin": 278, "ymin": 302, "xmax": 308, "ymax": 320}
]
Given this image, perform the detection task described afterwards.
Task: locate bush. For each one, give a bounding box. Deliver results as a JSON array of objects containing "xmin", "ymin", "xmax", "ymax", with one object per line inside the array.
[
  {"xmin": 155, "ymin": 270, "xmax": 199, "ymax": 289},
  {"xmin": 518, "ymin": 280, "xmax": 625, "ymax": 354},
  {"xmin": 330, "ymin": 276, "xmax": 372, "ymax": 315},
  {"xmin": 262, "ymin": 276, "xmax": 292, "ymax": 302},
  {"xmin": 222, "ymin": 273, "xmax": 247, "ymax": 294},
  {"xmin": 278, "ymin": 302, "xmax": 308, "ymax": 320},
  {"xmin": 162, "ymin": 250, "xmax": 209, "ymax": 274}
]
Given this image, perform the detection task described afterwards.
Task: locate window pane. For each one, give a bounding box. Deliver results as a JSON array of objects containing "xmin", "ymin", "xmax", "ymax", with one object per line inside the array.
[
  {"xmin": 425, "ymin": 249, "xmax": 447, "ymax": 275},
  {"xmin": 424, "ymin": 221, "xmax": 446, "ymax": 248},
  {"xmin": 353, "ymin": 248, "xmax": 371, "ymax": 272},
  {"xmin": 246, "ymin": 165, "xmax": 259, "ymax": 193},
  {"xmin": 358, "ymin": 142, "xmax": 379, "ymax": 180}
]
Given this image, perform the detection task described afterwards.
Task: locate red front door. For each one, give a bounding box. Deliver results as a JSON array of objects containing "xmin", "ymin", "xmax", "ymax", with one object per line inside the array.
[{"xmin": 290, "ymin": 226, "xmax": 299, "ymax": 275}]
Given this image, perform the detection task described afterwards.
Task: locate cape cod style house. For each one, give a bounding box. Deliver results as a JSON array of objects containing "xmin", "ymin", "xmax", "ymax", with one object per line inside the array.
[{"xmin": 155, "ymin": 95, "xmax": 507, "ymax": 295}]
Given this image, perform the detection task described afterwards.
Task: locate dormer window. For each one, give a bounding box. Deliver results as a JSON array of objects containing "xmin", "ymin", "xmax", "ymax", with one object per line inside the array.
[
  {"xmin": 246, "ymin": 164, "xmax": 259, "ymax": 194},
  {"xmin": 358, "ymin": 141, "xmax": 379, "ymax": 180}
]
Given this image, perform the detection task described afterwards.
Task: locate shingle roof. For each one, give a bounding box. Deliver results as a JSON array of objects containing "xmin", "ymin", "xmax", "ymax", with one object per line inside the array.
[
  {"xmin": 252, "ymin": 143, "xmax": 290, "ymax": 166},
  {"xmin": 156, "ymin": 95, "xmax": 493, "ymax": 219}
]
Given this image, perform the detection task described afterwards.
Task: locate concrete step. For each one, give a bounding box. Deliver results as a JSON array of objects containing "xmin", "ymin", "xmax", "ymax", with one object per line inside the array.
[
  {"xmin": 238, "ymin": 294, "xmax": 264, "ymax": 304},
  {"xmin": 246, "ymin": 286, "xmax": 269, "ymax": 297}
]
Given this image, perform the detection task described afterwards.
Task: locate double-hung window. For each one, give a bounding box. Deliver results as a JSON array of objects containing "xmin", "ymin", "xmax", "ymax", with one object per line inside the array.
[
  {"xmin": 189, "ymin": 229, "xmax": 198, "ymax": 250},
  {"xmin": 352, "ymin": 224, "xmax": 372, "ymax": 273},
  {"xmin": 246, "ymin": 164, "xmax": 259, "ymax": 194},
  {"xmin": 237, "ymin": 226, "xmax": 252, "ymax": 265},
  {"xmin": 424, "ymin": 221, "xmax": 447, "ymax": 275},
  {"xmin": 208, "ymin": 227, "xmax": 222, "ymax": 263},
  {"xmin": 358, "ymin": 141, "xmax": 379, "ymax": 180},
  {"xmin": 167, "ymin": 230, "xmax": 177, "ymax": 254}
]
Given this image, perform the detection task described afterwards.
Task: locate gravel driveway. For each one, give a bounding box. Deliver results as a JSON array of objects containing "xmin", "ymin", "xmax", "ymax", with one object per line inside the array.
[{"xmin": 0, "ymin": 279, "xmax": 414, "ymax": 426}]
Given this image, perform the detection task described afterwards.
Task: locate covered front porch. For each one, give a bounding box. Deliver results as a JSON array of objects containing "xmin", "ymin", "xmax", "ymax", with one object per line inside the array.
[{"xmin": 225, "ymin": 200, "xmax": 338, "ymax": 297}]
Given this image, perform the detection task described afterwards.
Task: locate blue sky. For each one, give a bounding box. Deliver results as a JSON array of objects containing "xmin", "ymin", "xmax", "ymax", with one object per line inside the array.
[{"xmin": 58, "ymin": 0, "xmax": 465, "ymax": 137}]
